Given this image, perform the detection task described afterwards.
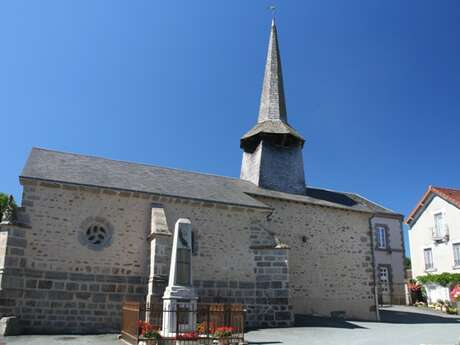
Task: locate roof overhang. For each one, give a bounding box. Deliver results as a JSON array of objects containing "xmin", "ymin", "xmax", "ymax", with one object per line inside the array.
[
  {"xmin": 405, "ymin": 185, "xmax": 460, "ymax": 226},
  {"xmin": 240, "ymin": 120, "xmax": 305, "ymax": 152}
]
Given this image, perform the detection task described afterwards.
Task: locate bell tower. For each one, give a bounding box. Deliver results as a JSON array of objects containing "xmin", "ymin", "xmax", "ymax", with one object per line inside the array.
[{"xmin": 240, "ymin": 19, "xmax": 306, "ymax": 195}]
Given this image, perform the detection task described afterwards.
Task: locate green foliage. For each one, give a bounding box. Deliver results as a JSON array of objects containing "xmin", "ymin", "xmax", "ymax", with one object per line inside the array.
[
  {"xmin": 446, "ymin": 306, "xmax": 458, "ymax": 314},
  {"xmin": 404, "ymin": 257, "xmax": 411, "ymax": 269},
  {"xmin": 0, "ymin": 193, "xmax": 9, "ymax": 218},
  {"xmin": 0, "ymin": 193, "xmax": 17, "ymax": 220},
  {"xmin": 417, "ymin": 272, "xmax": 460, "ymax": 287}
]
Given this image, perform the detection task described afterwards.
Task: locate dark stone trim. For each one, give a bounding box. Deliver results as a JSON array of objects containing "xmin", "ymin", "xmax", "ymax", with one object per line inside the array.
[
  {"xmin": 368, "ymin": 216, "xmax": 379, "ymax": 320},
  {"xmin": 0, "ymin": 267, "xmax": 148, "ymax": 334},
  {"xmin": 249, "ymin": 245, "xmax": 290, "ymax": 250},
  {"xmin": 19, "ymin": 177, "xmax": 273, "ymax": 212},
  {"xmin": 374, "ymin": 223, "xmax": 391, "ymax": 252}
]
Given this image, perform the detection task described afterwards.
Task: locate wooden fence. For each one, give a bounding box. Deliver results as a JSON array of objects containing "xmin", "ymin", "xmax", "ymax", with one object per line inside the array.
[{"xmin": 120, "ymin": 301, "xmax": 245, "ymax": 345}]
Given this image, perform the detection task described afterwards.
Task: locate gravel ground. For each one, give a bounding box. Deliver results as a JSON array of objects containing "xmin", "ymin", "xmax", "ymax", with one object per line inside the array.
[{"xmin": 2, "ymin": 306, "xmax": 459, "ymax": 345}]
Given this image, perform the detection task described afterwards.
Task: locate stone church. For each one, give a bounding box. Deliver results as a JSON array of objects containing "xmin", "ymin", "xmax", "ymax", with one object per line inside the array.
[{"xmin": 0, "ymin": 20, "xmax": 403, "ymax": 333}]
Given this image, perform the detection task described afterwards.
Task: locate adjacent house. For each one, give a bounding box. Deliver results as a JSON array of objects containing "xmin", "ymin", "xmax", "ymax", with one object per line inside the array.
[
  {"xmin": 406, "ymin": 186, "xmax": 460, "ymax": 279},
  {"xmin": 370, "ymin": 214, "xmax": 405, "ymax": 305}
]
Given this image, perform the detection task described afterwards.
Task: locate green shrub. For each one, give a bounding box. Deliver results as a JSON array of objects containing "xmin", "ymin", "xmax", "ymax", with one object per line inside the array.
[
  {"xmin": 417, "ymin": 273, "xmax": 460, "ymax": 287},
  {"xmin": 0, "ymin": 193, "xmax": 9, "ymax": 219}
]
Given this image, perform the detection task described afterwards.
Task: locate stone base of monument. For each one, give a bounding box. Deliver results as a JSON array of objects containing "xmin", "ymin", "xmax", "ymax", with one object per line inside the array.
[
  {"xmin": 0, "ymin": 316, "xmax": 22, "ymax": 336},
  {"xmin": 162, "ymin": 285, "xmax": 198, "ymax": 337}
]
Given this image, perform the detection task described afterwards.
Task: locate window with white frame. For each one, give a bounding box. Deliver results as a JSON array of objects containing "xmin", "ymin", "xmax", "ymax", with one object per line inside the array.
[
  {"xmin": 434, "ymin": 212, "xmax": 444, "ymax": 238},
  {"xmin": 376, "ymin": 226, "xmax": 387, "ymax": 249},
  {"xmin": 424, "ymin": 248, "xmax": 434, "ymax": 270},
  {"xmin": 453, "ymin": 243, "xmax": 460, "ymax": 267}
]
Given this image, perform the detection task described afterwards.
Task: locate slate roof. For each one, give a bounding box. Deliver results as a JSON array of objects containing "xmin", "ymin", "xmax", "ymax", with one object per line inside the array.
[
  {"xmin": 241, "ymin": 120, "xmax": 304, "ymax": 143},
  {"xmin": 240, "ymin": 19, "xmax": 304, "ymax": 151},
  {"xmin": 405, "ymin": 185, "xmax": 460, "ymax": 225},
  {"xmin": 257, "ymin": 18, "xmax": 287, "ymax": 123},
  {"xmin": 21, "ymin": 147, "xmax": 399, "ymax": 216}
]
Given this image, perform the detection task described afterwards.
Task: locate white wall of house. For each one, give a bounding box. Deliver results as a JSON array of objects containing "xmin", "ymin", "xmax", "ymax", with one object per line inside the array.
[
  {"xmin": 371, "ymin": 216, "xmax": 405, "ymax": 304},
  {"xmin": 409, "ymin": 195, "xmax": 460, "ymax": 278},
  {"xmin": 424, "ymin": 284, "xmax": 450, "ymax": 304}
]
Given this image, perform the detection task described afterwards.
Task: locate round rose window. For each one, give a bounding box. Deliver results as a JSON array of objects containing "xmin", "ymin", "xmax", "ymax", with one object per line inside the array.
[
  {"xmin": 78, "ymin": 217, "xmax": 113, "ymax": 250},
  {"xmin": 86, "ymin": 225, "xmax": 108, "ymax": 245}
]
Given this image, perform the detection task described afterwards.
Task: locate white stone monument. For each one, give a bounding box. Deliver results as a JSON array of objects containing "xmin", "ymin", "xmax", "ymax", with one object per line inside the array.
[{"xmin": 162, "ymin": 218, "xmax": 197, "ymax": 337}]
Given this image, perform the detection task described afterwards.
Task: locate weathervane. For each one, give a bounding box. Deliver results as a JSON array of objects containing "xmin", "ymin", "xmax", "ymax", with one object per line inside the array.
[{"xmin": 269, "ymin": 5, "xmax": 276, "ymax": 19}]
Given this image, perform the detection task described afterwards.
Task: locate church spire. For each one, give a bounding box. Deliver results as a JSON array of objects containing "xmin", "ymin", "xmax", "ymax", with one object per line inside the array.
[
  {"xmin": 240, "ymin": 20, "xmax": 304, "ymax": 152},
  {"xmin": 258, "ymin": 18, "xmax": 287, "ymax": 123},
  {"xmin": 239, "ymin": 20, "xmax": 306, "ymax": 195}
]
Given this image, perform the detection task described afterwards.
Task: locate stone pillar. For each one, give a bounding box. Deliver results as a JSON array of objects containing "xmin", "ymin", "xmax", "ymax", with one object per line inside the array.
[
  {"xmin": 146, "ymin": 204, "xmax": 172, "ymax": 310},
  {"xmin": 0, "ymin": 223, "xmax": 28, "ymax": 317},
  {"xmin": 251, "ymin": 246, "xmax": 293, "ymax": 328},
  {"xmin": 162, "ymin": 219, "xmax": 197, "ymax": 336},
  {"xmin": 0, "ymin": 203, "xmax": 29, "ymax": 336}
]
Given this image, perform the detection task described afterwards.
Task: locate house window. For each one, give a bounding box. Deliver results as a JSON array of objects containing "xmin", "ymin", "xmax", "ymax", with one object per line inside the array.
[
  {"xmin": 379, "ymin": 266, "xmax": 390, "ymax": 293},
  {"xmin": 434, "ymin": 212, "xmax": 444, "ymax": 238},
  {"xmin": 376, "ymin": 226, "xmax": 387, "ymax": 249},
  {"xmin": 453, "ymin": 243, "xmax": 460, "ymax": 267},
  {"xmin": 424, "ymin": 248, "xmax": 434, "ymax": 270}
]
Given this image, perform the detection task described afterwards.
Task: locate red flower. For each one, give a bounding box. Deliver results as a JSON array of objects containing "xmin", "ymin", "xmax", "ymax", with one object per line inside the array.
[
  {"xmin": 408, "ymin": 282, "xmax": 422, "ymax": 293},
  {"xmin": 214, "ymin": 326, "xmax": 235, "ymax": 338},
  {"xmin": 450, "ymin": 285, "xmax": 460, "ymax": 301},
  {"xmin": 136, "ymin": 320, "xmax": 160, "ymax": 338}
]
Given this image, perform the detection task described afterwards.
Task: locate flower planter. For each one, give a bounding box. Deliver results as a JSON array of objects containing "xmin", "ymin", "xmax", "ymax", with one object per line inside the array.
[
  {"xmin": 217, "ymin": 338, "xmax": 231, "ymax": 345},
  {"xmin": 138, "ymin": 337, "xmax": 160, "ymax": 345},
  {"xmin": 176, "ymin": 341, "xmax": 198, "ymax": 345},
  {"xmin": 138, "ymin": 340, "xmax": 159, "ymax": 345},
  {"xmin": 457, "ymin": 301, "xmax": 460, "ymax": 315}
]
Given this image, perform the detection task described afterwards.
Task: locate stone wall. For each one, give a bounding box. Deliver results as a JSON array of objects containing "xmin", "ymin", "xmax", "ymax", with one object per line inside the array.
[
  {"xmin": 193, "ymin": 248, "xmax": 292, "ymax": 328},
  {"xmin": 0, "ymin": 224, "xmax": 27, "ymax": 317},
  {"xmin": 0, "ymin": 224, "xmax": 146, "ymax": 334},
  {"xmin": 2, "ymin": 180, "xmax": 292, "ymax": 332},
  {"xmin": 4, "ymin": 268, "xmax": 146, "ymax": 334},
  {"xmin": 251, "ymin": 195, "xmax": 378, "ymax": 321},
  {"xmin": 1, "ymin": 178, "xmax": 379, "ymax": 333},
  {"xmin": 19, "ymin": 181, "xmax": 150, "ymax": 276},
  {"xmin": 146, "ymin": 195, "xmax": 293, "ymax": 327}
]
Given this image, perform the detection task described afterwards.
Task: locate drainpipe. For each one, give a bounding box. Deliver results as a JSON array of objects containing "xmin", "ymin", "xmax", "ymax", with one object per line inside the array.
[
  {"xmin": 399, "ymin": 217, "xmax": 410, "ymax": 305},
  {"xmin": 368, "ymin": 214, "xmax": 380, "ymax": 321}
]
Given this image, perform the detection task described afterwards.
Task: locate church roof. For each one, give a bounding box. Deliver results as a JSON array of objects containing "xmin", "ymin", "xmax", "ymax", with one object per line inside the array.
[
  {"xmin": 21, "ymin": 147, "xmax": 400, "ymax": 216},
  {"xmin": 241, "ymin": 19, "xmax": 304, "ymax": 150}
]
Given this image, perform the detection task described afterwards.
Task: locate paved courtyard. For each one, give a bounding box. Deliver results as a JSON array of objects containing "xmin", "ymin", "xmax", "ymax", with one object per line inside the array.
[{"xmin": 2, "ymin": 306, "xmax": 459, "ymax": 345}]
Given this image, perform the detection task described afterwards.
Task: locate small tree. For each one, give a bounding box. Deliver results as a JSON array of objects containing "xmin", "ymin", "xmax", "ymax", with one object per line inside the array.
[
  {"xmin": 0, "ymin": 193, "xmax": 16, "ymax": 221},
  {"xmin": 0, "ymin": 193, "xmax": 9, "ymax": 219},
  {"xmin": 404, "ymin": 257, "xmax": 411, "ymax": 270}
]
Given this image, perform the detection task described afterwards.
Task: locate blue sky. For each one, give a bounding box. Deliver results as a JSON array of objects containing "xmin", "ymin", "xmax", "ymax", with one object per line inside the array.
[{"xmin": 2, "ymin": 0, "xmax": 460, "ymax": 256}]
